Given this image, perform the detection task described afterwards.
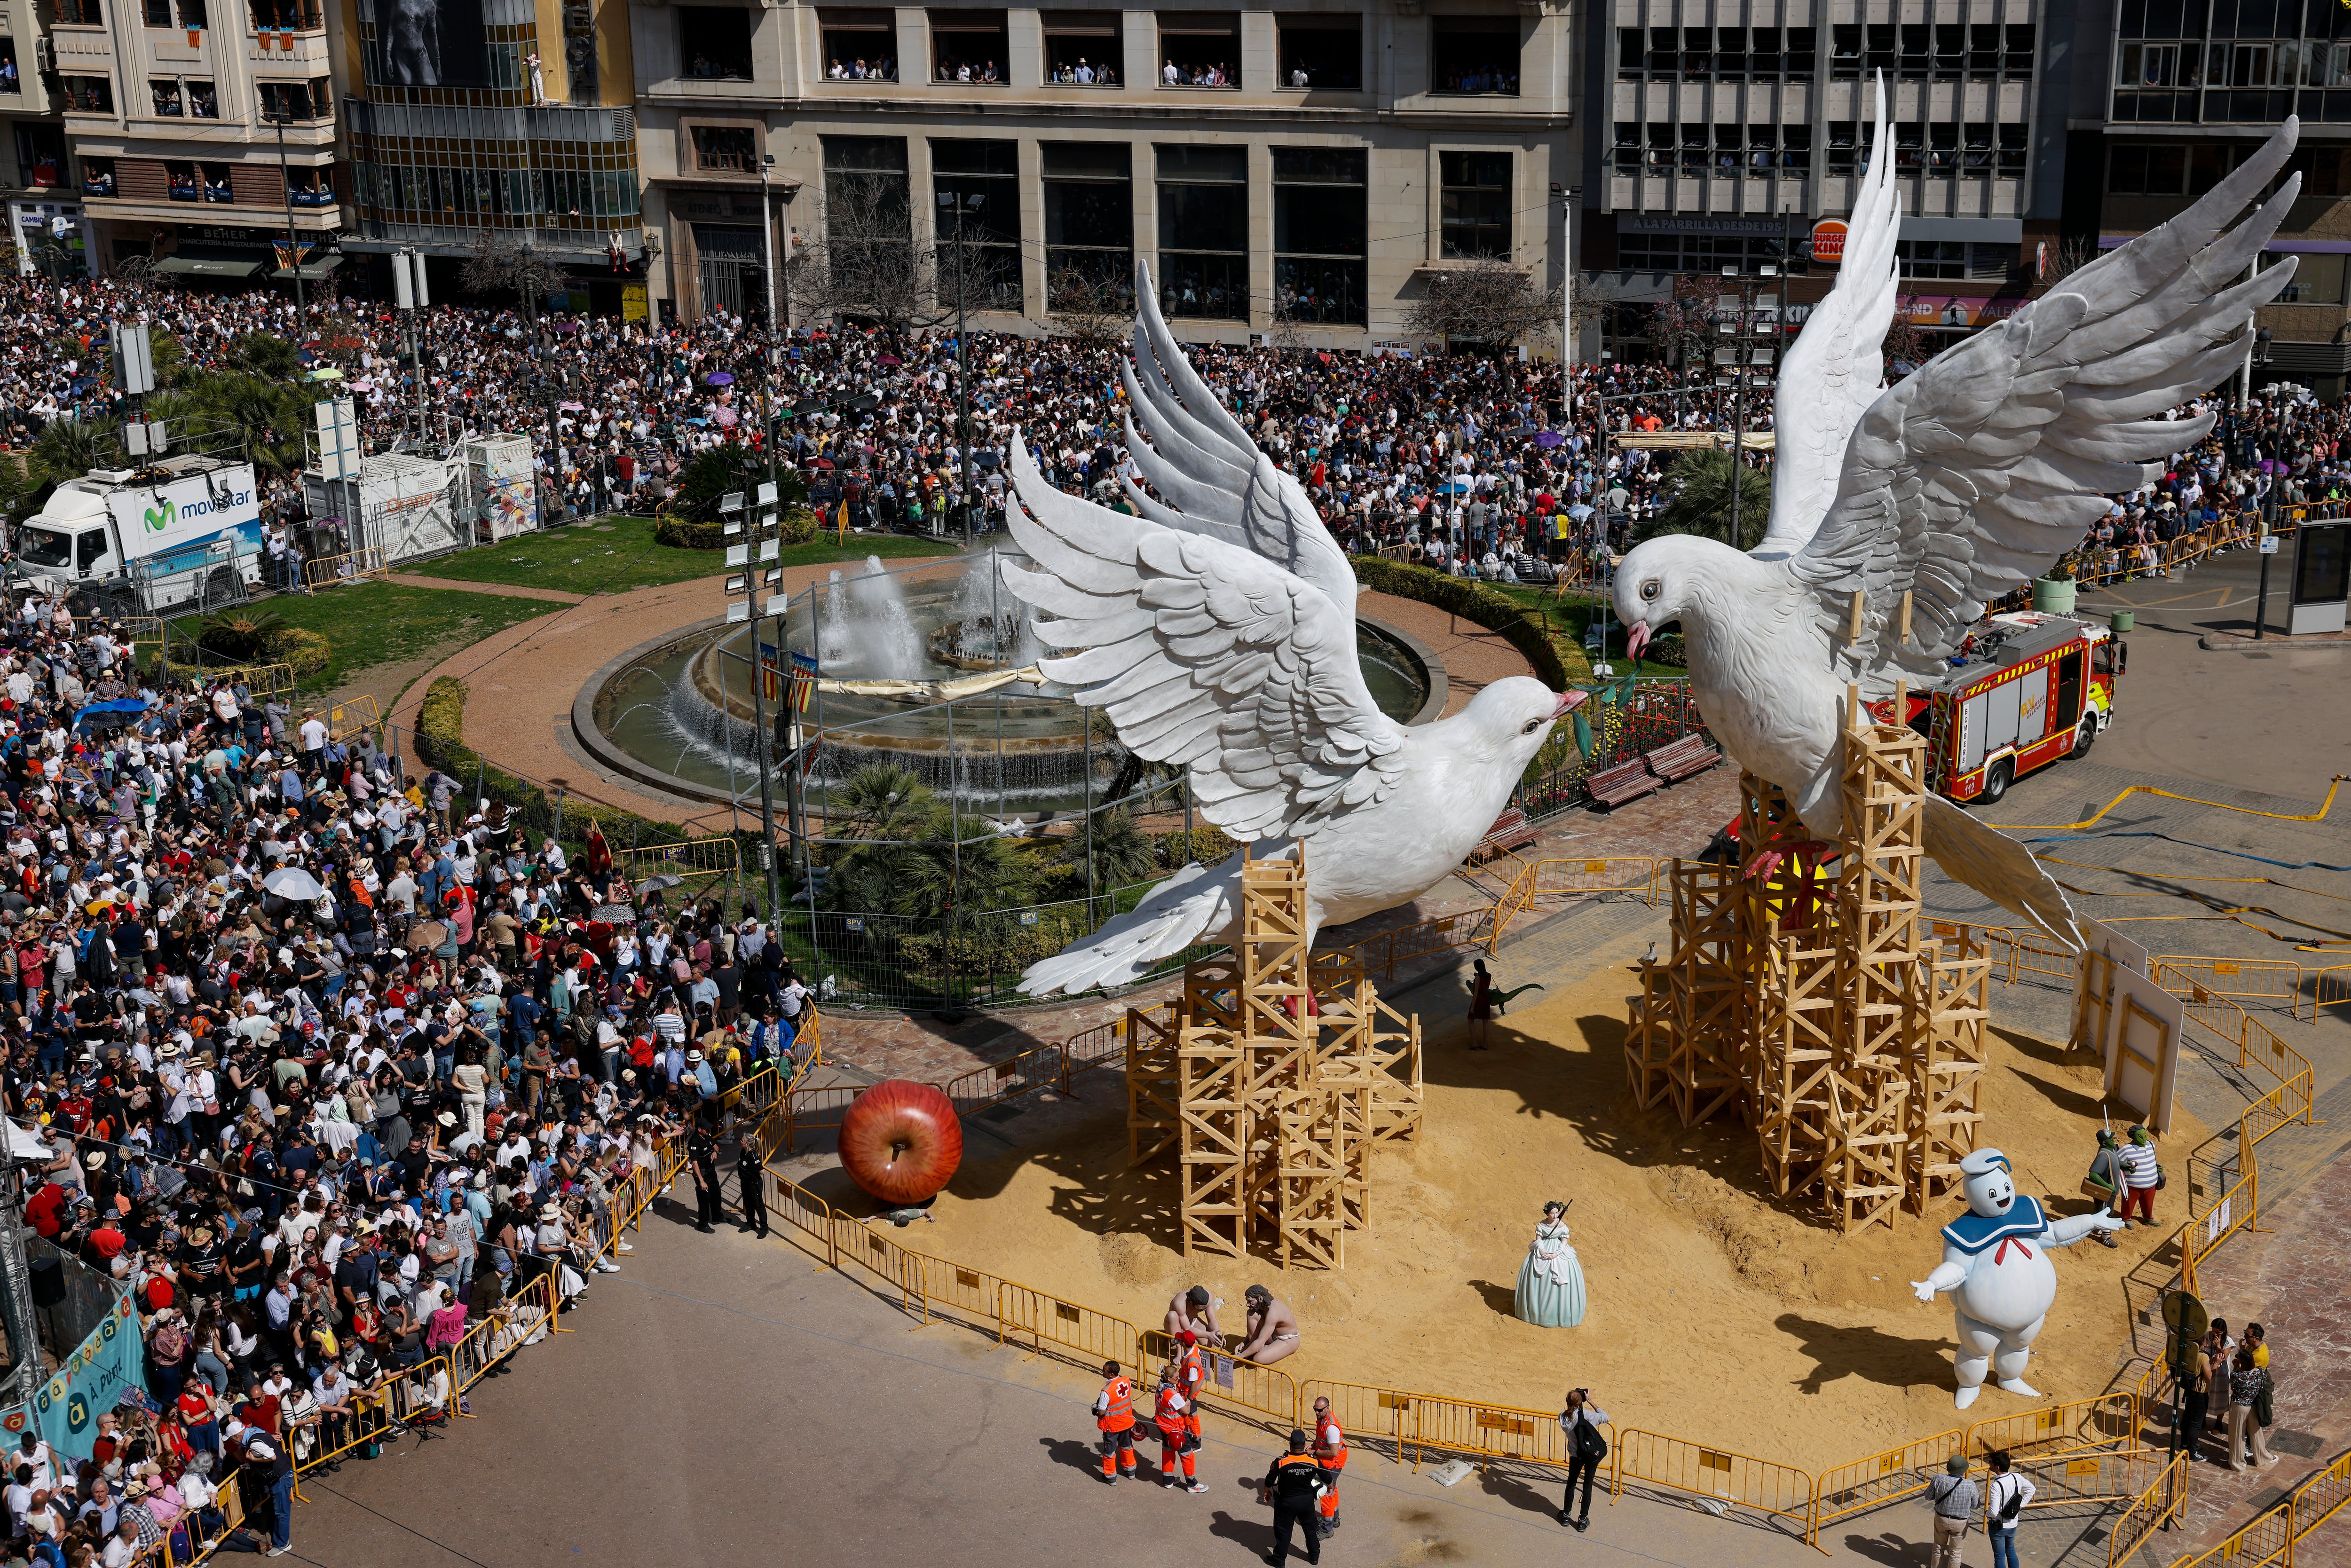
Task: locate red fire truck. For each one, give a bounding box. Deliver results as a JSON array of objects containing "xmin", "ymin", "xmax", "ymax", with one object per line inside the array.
[{"xmin": 1866, "ymin": 611, "xmax": 2126, "ymax": 806}]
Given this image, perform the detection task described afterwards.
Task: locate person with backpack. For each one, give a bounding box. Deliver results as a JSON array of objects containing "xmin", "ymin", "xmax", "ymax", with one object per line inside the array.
[
  {"xmin": 1558, "ymin": 1387, "xmax": 1608, "ymax": 1531},
  {"xmin": 1984, "ymin": 1450, "xmax": 2035, "ymax": 1568}
]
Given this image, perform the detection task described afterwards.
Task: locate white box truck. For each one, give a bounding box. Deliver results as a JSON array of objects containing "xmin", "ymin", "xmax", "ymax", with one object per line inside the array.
[{"xmin": 16, "ymin": 455, "xmax": 262, "ymax": 613}]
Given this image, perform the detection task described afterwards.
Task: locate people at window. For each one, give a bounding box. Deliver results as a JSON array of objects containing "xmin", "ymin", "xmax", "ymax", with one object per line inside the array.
[
  {"xmin": 154, "ymin": 82, "xmax": 185, "ymax": 115},
  {"xmin": 826, "ymin": 55, "xmax": 897, "ymax": 79},
  {"xmin": 168, "ymin": 170, "xmax": 199, "ymax": 199},
  {"xmin": 1437, "ymin": 64, "xmax": 1519, "ymax": 93},
  {"xmin": 1162, "ymin": 59, "xmax": 1234, "ymax": 86},
  {"xmin": 83, "ymin": 165, "xmax": 115, "ymax": 195},
  {"xmin": 933, "ymin": 55, "xmax": 1001, "ymax": 82},
  {"xmin": 1049, "ymin": 58, "xmax": 1114, "ymax": 84}
]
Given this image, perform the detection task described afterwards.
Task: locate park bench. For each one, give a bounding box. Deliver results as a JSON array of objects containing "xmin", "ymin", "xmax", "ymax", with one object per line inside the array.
[
  {"xmin": 1643, "ymin": 733, "xmax": 1723, "ymax": 784},
  {"xmin": 1586, "ymin": 758, "xmax": 1661, "ymax": 809},
  {"xmin": 1469, "ymin": 807, "xmax": 1541, "ymax": 863}
]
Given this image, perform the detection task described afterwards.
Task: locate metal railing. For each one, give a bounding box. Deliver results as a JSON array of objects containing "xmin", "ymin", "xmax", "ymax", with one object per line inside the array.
[
  {"xmin": 2166, "ymin": 1446, "xmax": 2351, "ymax": 1568},
  {"xmin": 302, "ymin": 544, "xmax": 390, "ymax": 589},
  {"xmin": 1487, "ymin": 855, "xmax": 1665, "ymax": 950}
]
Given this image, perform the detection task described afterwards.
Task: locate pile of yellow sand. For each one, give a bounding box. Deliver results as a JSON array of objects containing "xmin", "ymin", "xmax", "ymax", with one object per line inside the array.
[{"xmin": 799, "ymin": 948, "xmax": 2203, "ymax": 1468}]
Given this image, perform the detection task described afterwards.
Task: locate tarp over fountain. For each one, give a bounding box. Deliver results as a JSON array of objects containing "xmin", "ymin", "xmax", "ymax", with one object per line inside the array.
[{"xmin": 584, "ymin": 550, "xmax": 1432, "ymax": 814}]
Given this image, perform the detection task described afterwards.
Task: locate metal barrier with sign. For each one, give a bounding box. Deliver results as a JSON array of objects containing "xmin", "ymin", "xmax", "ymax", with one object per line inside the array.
[
  {"xmin": 1611, "ymin": 1428, "xmax": 1816, "ymax": 1531},
  {"xmin": 1138, "ymin": 1328, "xmax": 1300, "ymax": 1432},
  {"xmin": 998, "ymin": 1282, "xmax": 1141, "ymax": 1375},
  {"xmin": 303, "ymin": 544, "xmax": 390, "ymax": 589},
  {"xmin": 1297, "ymin": 1379, "xmax": 1417, "ymax": 1466}
]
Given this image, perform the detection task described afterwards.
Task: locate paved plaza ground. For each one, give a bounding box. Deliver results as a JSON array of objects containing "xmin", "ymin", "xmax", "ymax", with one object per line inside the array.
[{"xmin": 277, "ymin": 540, "xmax": 2351, "ymax": 1568}]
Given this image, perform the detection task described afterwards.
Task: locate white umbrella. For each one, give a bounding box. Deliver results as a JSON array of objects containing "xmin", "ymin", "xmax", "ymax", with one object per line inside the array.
[{"xmin": 263, "ymin": 867, "xmax": 325, "ymax": 901}]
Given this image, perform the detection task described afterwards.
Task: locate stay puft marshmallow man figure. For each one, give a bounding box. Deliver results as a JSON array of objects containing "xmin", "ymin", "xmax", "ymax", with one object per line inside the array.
[{"xmin": 1911, "ymin": 1148, "xmax": 2126, "ymax": 1409}]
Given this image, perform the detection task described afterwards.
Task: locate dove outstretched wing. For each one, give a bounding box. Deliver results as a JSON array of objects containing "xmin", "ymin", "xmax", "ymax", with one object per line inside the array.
[
  {"xmin": 1753, "ymin": 74, "xmax": 1901, "ymax": 561},
  {"xmin": 1115, "ymin": 262, "xmax": 1359, "ymax": 620},
  {"xmin": 1787, "ymin": 119, "xmax": 2305, "ymax": 695},
  {"xmin": 1000, "ymin": 435, "xmax": 1410, "ymax": 843}
]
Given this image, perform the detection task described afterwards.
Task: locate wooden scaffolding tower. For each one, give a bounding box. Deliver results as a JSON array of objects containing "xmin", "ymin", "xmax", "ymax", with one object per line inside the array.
[
  {"xmin": 1622, "ymin": 687, "xmax": 1988, "ymax": 1234},
  {"xmin": 1125, "ymin": 851, "xmax": 1423, "ymax": 1266}
]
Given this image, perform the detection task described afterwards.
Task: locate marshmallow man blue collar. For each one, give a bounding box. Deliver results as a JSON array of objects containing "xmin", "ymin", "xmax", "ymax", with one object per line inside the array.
[{"xmin": 1942, "ymin": 1195, "xmax": 2047, "ymax": 1255}]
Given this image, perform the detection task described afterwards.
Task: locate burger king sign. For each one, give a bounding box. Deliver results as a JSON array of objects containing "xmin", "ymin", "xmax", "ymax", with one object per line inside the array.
[{"xmin": 1810, "ymin": 219, "xmax": 1849, "ymax": 264}]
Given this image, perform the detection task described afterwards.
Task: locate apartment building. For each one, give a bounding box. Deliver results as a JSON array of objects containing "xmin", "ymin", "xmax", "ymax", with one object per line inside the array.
[
  {"xmin": 46, "ymin": 0, "xmax": 341, "ymax": 280},
  {"xmin": 3, "ymin": 5, "xmax": 96, "ymax": 276},
  {"xmin": 333, "ymin": 0, "xmax": 643, "ymax": 310},
  {"xmin": 2067, "ymin": 0, "xmax": 2351, "ymax": 396},
  {"xmin": 634, "ymin": 0, "xmax": 1575, "ymax": 343},
  {"xmin": 1578, "ymin": 0, "xmax": 2072, "ymax": 363}
]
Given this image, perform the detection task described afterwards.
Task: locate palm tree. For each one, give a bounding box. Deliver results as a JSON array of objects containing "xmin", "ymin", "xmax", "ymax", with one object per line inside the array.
[
  {"xmin": 828, "ymin": 764, "xmax": 932, "ymax": 842},
  {"xmin": 1058, "ymin": 809, "xmax": 1157, "ymax": 899},
  {"xmin": 224, "ymin": 332, "xmax": 301, "ymax": 381},
  {"xmin": 1637, "ymin": 448, "xmax": 1772, "ymax": 552},
  {"xmin": 29, "ymin": 416, "xmax": 120, "ymax": 486},
  {"xmin": 914, "ymin": 813, "xmax": 1038, "ymax": 916},
  {"xmin": 193, "ymin": 373, "xmax": 307, "ymax": 476}
]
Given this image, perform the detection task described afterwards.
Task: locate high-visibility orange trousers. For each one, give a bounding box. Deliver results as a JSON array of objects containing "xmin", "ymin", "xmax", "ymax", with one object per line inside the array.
[
  {"xmin": 1158, "ymin": 1427, "xmax": 1196, "ymax": 1481},
  {"xmin": 1099, "ymin": 1425, "xmax": 1137, "ymax": 1478},
  {"xmin": 1320, "ymin": 1450, "xmax": 1348, "ymax": 1519}
]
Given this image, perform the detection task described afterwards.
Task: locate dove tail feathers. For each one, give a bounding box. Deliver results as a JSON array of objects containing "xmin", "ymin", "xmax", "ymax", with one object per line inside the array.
[
  {"xmin": 1921, "ymin": 794, "xmax": 2085, "ymax": 953},
  {"xmin": 1017, "ymin": 851, "xmax": 1246, "ymax": 998}
]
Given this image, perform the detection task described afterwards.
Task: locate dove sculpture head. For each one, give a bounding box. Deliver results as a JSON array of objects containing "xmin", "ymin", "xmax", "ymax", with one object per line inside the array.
[
  {"xmin": 1609, "ymin": 532, "xmax": 1761, "ymax": 663},
  {"xmin": 1455, "ymin": 678, "xmax": 1587, "ymax": 766}
]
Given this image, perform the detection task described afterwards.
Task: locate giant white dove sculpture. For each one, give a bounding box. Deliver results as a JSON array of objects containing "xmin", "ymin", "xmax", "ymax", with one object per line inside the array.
[
  {"xmin": 1611, "ymin": 90, "xmax": 2303, "ymax": 946},
  {"xmin": 997, "ymin": 268, "xmax": 1584, "ymax": 996}
]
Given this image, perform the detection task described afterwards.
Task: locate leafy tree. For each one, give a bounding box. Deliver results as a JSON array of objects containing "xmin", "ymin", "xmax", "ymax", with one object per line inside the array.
[
  {"xmin": 1057, "ymin": 809, "xmax": 1156, "ymax": 896},
  {"xmin": 29, "ymin": 417, "xmax": 121, "ymax": 487},
  {"xmin": 224, "ymin": 331, "xmax": 302, "ymax": 381},
  {"xmin": 828, "ymin": 764, "xmax": 932, "ymax": 842},
  {"xmin": 1636, "ymin": 448, "xmax": 1772, "ymax": 552},
  {"xmin": 672, "ymin": 445, "xmax": 808, "ymax": 524}
]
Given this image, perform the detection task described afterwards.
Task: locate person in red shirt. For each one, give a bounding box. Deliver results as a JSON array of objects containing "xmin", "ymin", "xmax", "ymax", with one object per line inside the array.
[{"xmin": 23, "ymin": 1181, "xmax": 68, "ymax": 1239}]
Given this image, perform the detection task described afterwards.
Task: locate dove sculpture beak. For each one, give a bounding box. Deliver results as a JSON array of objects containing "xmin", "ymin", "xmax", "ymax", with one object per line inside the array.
[
  {"xmin": 1623, "ymin": 621, "xmax": 1653, "ymax": 661},
  {"xmin": 1550, "ymin": 691, "xmax": 1587, "ymax": 718}
]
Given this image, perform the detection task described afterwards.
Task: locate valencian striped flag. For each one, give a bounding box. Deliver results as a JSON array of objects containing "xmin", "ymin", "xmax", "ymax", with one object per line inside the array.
[
  {"xmin": 789, "ymin": 652, "xmax": 818, "ymax": 713},
  {"xmin": 757, "ymin": 643, "xmax": 784, "ymax": 702}
]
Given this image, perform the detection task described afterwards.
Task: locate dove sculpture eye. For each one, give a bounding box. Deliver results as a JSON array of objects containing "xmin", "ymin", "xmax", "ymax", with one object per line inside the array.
[{"xmin": 1640, "ymin": 580, "xmax": 1660, "ymax": 601}]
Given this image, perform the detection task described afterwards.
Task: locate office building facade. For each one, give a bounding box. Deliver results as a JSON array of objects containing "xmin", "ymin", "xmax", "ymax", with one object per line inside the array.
[
  {"xmin": 634, "ymin": 0, "xmax": 1574, "ymax": 344},
  {"xmin": 1578, "ymin": 0, "xmax": 2073, "ymax": 363}
]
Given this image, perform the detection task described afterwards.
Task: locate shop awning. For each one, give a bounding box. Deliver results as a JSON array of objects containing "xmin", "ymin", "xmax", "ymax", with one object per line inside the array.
[
  {"xmin": 271, "ymin": 255, "xmax": 343, "ymax": 282},
  {"xmin": 154, "ymin": 255, "xmax": 263, "ymax": 279}
]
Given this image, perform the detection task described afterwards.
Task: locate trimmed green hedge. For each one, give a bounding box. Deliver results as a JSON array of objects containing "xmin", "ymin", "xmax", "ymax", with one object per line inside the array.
[
  {"xmin": 1348, "ymin": 556, "xmax": 1572, "ymax": 690},
  {"xmin": 414, "ymin": 676, "xmax": 710, "ymax": 851},
  {"xmin": 655, "ymin": 508, "xmax": 821, "ymax": 551}
]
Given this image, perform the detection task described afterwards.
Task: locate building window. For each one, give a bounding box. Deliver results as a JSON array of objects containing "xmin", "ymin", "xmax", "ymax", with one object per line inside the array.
[
  {"xmin": 150, "ymin": 78, "xmax": 186, "ymax": 115},
  {"xmin": 930, "ymin": 8, "xmax": 1005, "ymax": 82},
  {"xmin": 562, "ymin": 0, "xmax": 596, "ymax": 101},
  {"xmin": 694, "ymin": 125, "xmax": 758, "ymax": 172},
  {"xmin": 679, "ymin": 7, "xmax": 754, "ymax": 80},
  {"xmin": 932, "ymin": 137, "xmax": 1022, "ymax": 310},
  {"xmin": 819, "ymin": 8, "xmax": 898, "ymax": 80},
  {"xmin": 2278, "ymin": 250, "xmax": 2348, "ymax": 303},
  {"xmin": 1999, "ymin": 123, "xmax": 2027, "ymax": 174},
  {"xmin": 144, "ymin": 0, "xmax": 170, "ymax": 24},
  {"xmin": 189, "ymin": 78, "xmax": 219, "ymax": 116},
  {"xmin": 1831, "ymin": 24, "xmax": 1862, "ymax": 78},
  {"xmin": 259, "ymin": 80, "xmax": 316, "ymax": 119},
  {"xmin": 249, "ymin": 0, "xmax": 321, "ymax": 27},
  {"xmin": 288, "ymin": 165, "xmax": 334, "ymax": 205},
  {"xmin": 1895, "ymin": 240, "xmax": 1969, "ymax": 279},
  {"xmin": 1278, "ymin": 16, "xmax": 1360, "ymax": 90},
  {"xmin": 60, "ymin": 75, "xmax": 113, "ymax": 111},
  {"xmin": 1155, "ymin": 143, "xmax": 1246, "ymax": 319},
  {"xmin": 57, "ymin": 0, "xmax": 101, "ymax": 22},
  {"xmin": 1440, "ymin": 150, "xmax": 1509, "ymax": 258},
  {"xmin": 1430, "ymin": 16, "xmax": 1518, "ymax": 94},
  {"xmin": 1042, "ymin": 10, "xmax": 1121, "ymax": 85},
  {"xmin": 820, "ymin": 133, "xmax": 908, "ymax": 293},
  {"xmin": 1158, "ymin": 12, "xmax": 1239, "ymax": 86},
  {"xmin": 82, "ymin": 155, "xmax": 116, "ymax": 195},
  {"xmin": 1825, "ymin": 120, "xmax": 1876, "ymax": 175},
  {"xmin": 167, "ymin": 160, "xmax": 233, "ymax": 202},
  {"xmin": 1042, "ymin": 140, "xmax": 1132, "ymax": 307},
  {"xmin": 1273, "ymin": 146, "xmax": 1365, "ymax": 325},
  {"xmin": 180, "ymin": 0, "xmax": 205, "ymax": 26},
  {"xmin": 1612, "ymin": 121, "xmax": 1639, "ymax": 173}
]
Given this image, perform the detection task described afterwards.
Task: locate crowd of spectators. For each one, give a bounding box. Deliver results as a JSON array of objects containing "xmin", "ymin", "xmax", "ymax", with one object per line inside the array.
[
  {"xmin": 0, "ymin": 273, "xmax": 2341, "ymax": 591},
  {"xmin": 0, "ymin": 592, "xmax": 816, "ymax": 1562}
]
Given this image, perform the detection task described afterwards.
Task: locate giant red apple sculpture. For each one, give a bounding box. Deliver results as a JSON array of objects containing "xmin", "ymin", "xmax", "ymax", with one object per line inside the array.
[{"xmin": 838, "ymin": 1079, "xmax": 964, "ymax": 1206}]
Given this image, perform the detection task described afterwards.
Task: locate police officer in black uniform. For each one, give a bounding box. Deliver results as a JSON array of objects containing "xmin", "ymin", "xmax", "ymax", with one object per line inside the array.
[
  {"xmin": 735, "ymin": 1132, "xmax": 769, "ymax": 1237},
  {"xmin": 686, "ymin": 1119, "xmax": 723, "ymax": 1233},
  {"xmin": 1260, "ymin": 1427, "xmax": 1330, "ymax": 1566}
]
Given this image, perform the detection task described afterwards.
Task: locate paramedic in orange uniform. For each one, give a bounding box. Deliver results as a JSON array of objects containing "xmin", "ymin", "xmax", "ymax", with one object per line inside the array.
[
  {"xmin": 1174, "ymin": 1330, "xmax": 1207, "ymax": 1445},
  {"xmin": 1153, "ymin": 1354, "xmax": 1207, "ymax": 1492},
  {"xmin": 1310, "ymin": 1396, "xmax": 1347, "ymax": 1531},
  {"xmin": 1092, "ymin": 1359, "xmax": 1139, "ymax": 1483}
]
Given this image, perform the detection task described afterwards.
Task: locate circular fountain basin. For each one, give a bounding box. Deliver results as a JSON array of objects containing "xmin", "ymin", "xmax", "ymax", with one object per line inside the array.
[{"xmin": 585, "ymin": 552, "xmax": 1433, "ymax": 813}]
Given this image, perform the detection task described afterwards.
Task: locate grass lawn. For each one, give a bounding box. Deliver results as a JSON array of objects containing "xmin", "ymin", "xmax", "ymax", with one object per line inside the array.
[
  {"xmin": 1484, "ymin": 582, "xmax": 1687, "ymax": 681},
  {"xmin": 166, "ymin": 584, "xmax": 559, "ymax": 692},
  {"xmin": 408, "ymin": 516, "xmax": 948, "ymax": 595}
]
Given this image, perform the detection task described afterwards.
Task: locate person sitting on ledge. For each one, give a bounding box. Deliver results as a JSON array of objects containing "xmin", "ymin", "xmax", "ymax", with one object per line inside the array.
[{"xmin": 1234, "ymin": 1284, "xmax": 1300, "ymax": 1365}]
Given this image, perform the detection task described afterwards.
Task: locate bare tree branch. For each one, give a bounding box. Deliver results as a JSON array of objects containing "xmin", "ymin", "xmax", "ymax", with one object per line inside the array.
[
  {"xmin": 1404, "ymin": 261, "xmax": 1563, "ymax": 352},
  {"xmin": 1044, "ymin": 265, "xmax": 1132, "ymax": 349}
]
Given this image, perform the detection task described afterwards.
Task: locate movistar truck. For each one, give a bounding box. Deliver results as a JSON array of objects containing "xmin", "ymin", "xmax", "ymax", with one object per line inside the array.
[{"xmin": 16, "ymin": 456, "xmax": 264, "ymax": 613}]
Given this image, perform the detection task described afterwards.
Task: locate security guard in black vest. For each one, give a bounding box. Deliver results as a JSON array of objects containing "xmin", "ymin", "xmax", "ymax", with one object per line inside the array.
[
  {"xmin": 686, "ymin": 1121, "xmax": 723, "ymax": 1232},
  {"xmin": 1259, "ymin": 1428, "xmax": 1331, "ymax": 1566}
]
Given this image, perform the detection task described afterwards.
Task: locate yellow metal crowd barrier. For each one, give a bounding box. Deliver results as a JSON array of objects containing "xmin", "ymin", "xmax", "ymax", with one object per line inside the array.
[
  {"xmin": 302, "ymin": 544, "xmax": 390, "ymax": 589},
  {"xmin": 1487, "ymin": 855, "xmax": 1664, "ymax": 951},
  {"xmin": 327, "ymin": 693, "xmax": 381, "ymax": 742},
  {"xmin": 1611, "ymin": 1428, "xmax": 1818, "ymax": 1530},
  {"xmin": 2108, "ymin": 1454, "xmax": 2191, "ymax": 1568},
  {"xmin": 1139, "ymin": 1328, "xmax": 1300, "ymax": 1432},
  {"xmin": 2168, "ymin": 1447, "xmax": 2351, "ymax": 1568},
  {"xmin": 1000, "ymin": 1280, "xmax": 1144, "ymax": 1373},
  {"xmin": 615, "ymin": 834, "xmax": 743, "ymax": 892}
]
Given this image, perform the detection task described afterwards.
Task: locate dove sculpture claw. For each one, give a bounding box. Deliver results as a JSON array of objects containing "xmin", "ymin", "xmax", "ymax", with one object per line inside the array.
[{"xmin": 1610, "ymin": 88, "xmax": 2303, "ymax": 950}]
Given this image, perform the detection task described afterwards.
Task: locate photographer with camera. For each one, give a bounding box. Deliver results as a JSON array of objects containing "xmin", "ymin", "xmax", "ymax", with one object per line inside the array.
[{"xmin": 1558, "ymin": 1387, "xmax": 1609, "ymax": 1531}]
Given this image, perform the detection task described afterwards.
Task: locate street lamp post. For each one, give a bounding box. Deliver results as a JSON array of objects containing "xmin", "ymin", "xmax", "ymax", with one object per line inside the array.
[
  {"xmin": 1553, "ymin": 184, "xmax": 1580, "ymax": 399},
  {"xmin": 265, "ymin": 110, "xmax": 305, "ymax": 318},
  {"xmin": 937, "ymin": 189, "xmax": 981, "ymax": 542}
]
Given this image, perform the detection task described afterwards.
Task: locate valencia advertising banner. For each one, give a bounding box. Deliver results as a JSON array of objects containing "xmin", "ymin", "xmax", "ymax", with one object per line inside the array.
[{"xmin": 0, "ymin": 1292, "xmax": 149, "ymax": 1461}]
